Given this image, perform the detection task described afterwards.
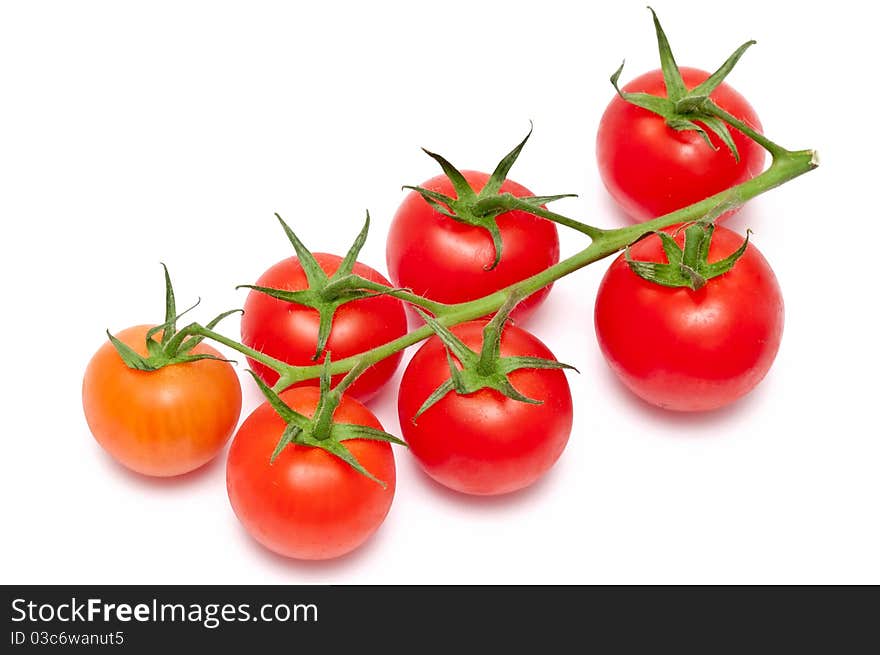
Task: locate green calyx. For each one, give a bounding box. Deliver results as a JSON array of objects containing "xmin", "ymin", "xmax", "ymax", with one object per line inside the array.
[
  {"xmin": 249, "ymin": 355, "xmax": 405, "ymax": 487},
  {"xmin": 238, "ymin": 212, "xmax": 402, "ymax": 361},
  {"xmin": 626, "ymin": 221, "xmax": 750, "ymax": 291},
  {"xmin": 108, "ymin": 263, "xmax": 240, "ymax": 371},
  {"xmin": 404, "ymin": 123, "xmax": 576, "ymax": 270},
  {"xmin": 611, "ymin": 7, "xmax": 756, "ymax": 161},
  {"xmin": 412, "ymin": 295, "xmax": 577, "ymax": 422}
]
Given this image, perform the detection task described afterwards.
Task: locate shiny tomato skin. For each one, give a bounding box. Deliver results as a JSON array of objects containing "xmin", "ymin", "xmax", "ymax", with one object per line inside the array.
[
  {"xmin": 241, "ymin": 253, "xmax": 407, "ymax": 403},
  {"xmin": 594, "ymin": 227, "xmax": 783, "ymax": 412},
  {"xmin": 226, "ymin": 387, "xmax": 395, "ymax": 560},
  {"xmin": 82, "ymin": 324, "xmax": 242, "ymax": 477},
  {"xmin": 386, "ymin": 171, "xmax": 560, "ymax": 322},
  {"xmin": 596, "ymin": 67, "xmax": 766, "ymax": 222},
  {"xmin": 398, "ymin": 321, "xmax": 573, "ymax": 495}
]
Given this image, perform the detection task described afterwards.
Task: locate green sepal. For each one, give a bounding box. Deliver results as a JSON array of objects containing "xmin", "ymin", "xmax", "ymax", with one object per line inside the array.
[
  {"xmin": 610, "ymin": 8, "xmax": 757, "ymax": 161},
  {"xmin": 321, "ymin": 274, "xmax": 407, "ymax": 303},
  {"xmin": 270, "ymin": 422, "xmax": 303, "ymax": 463},
  {"xmin": 249, "ymin": 357, "xmax": 402, "ymax": 486},
  {"xmin": 332, "ymin": 423, "xmax": 407, "ymax": 447},
  {"xmin": 400, "ymin": 185, "xmax": 454, "ymax": 207},
  {"xmin": 625, "ymin": 222, "xmax": 751, "ymax": 290},
  {"xmin": 145, "ymin": 297, "xmax": 202, "ymax": 345},
  {"xmin": 246, "ymin": 370, "xmax": 308, "ymax": 428},
  {"xmin": 160, "ymin": 262, "xmax": 176, "ymax": 345},
  {"xmin": 235, "ymin": 284, "xmax": 317, "ymax": 305},
  {"xmin": 174, "ymin": 352, "xmax": 237, "ymax": 366},
  {"xmin": 416, "ymin": 310, "xmax": 478, "ymax": 366},
  {"xmin": 445, "ymin": 349, "xmax": 468, "ymax": 391},
  {"xmin": 337, "ymin": 212, "xmax": 371, "ymax": 277},
  {"xmin": 412, "ymin": 379, "xmax": 456, "ymax": 423},
  {"xmin": 704, "ymin": 230, "xmax": 751, "ymax": 278},
  {"xmin": 411, "ymin": 298, "xmax": 577, "ymax": 422},
  {"xmin": 107, "ymin": 265, "xmax": 240, "ymax": 372},
  {"xmin": 176, "ymin": 308, "xmax": 243, "ymax": 353},
  {"xmin": 145, "ymin": 332, "xmax": 165, "ymax": 359},
  {"xmin": 406, "ymin": 123, "xmax": 574, "ymax": 271},
  {"xmin": 299, "ymin": 434, "xmax": 387, "ymax": 489},
  {"xmin": 106, "ymin": 331, "xmax": 157, "ymax": 371},
  {"xmin": 610, "ymin": 63, "xmax": 676, "ymax": 115},
  {"xmin": 401, "ymin": 186, "xmax": 457, "ymax": 219},
  {"xmin": 481, "ymin": 123, "xmax": 533, "ymax": 197},
  {"xmin": 701, "ymin": 115, "xmax": 740, "ymax": 160},
  {"xmin": 243, "ymin": 212, "xmax": 399, "ymax": 361},
  {"xmin": 649, "ymin": 7, "xmax": 687, "ymax": 100},
  {"xmin": 674, "ymin": 95, "xmax": 709, "ymax": 114},
  {"xmin": 657, "ymin": 231, "xmax": 685, "ymax": 266},
  {"xmin": 420, "ymin": 148, "xmax": 476, "ymax": 201},
  {"xmin": 274, "ymin": 213, "xmax": 328, "ymax": 289},
  {"xmin": 518, "ymin": 193, "xmax": 579, "ymax": 206},
  {"xmin": 691, "ymin": 39, "xmax": 757, "ymax": 98},
  {"xmin": 482, "ymin": 222, "xmax": 504, "ymax": 271},
  {"xmin": 492, "ymin": 376, "xmax": 542, "ymax": 405},
  {"xmin": 498, "ymin": 356, "xmax": 579, "ymax": 375}
]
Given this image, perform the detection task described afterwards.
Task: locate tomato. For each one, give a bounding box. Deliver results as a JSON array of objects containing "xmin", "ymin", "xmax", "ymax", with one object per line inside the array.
[
  {"xmin": 82, "ymin": 324, "xmax": 242, "ymax": 477},
  {"xmin": 596, "ymin": 67, "xmax": 765, "ymax": 222},
  {"xmin": 594, "ymin": 226, "xmax": 784, "ymax": 411},
  {"xmin": 240, "ymin": 253, "xmax": 407, "ymax": 403},
  {"xmin": 397, "ymin": 320, "xmax": 573, "ymax": 495},
  {"xmin": 226, "ymin": 386, "xmax": 395, "ymax": 560},
  {"xmin": 386, "ymin": 171, "xmax": 560, "ymax": 322}
]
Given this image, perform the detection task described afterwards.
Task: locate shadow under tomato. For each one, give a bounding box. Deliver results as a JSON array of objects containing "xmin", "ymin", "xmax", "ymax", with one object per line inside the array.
[
  {"xmin": 594, "ymin": 179, "xmax": 763, "ymax": 233},
  {"xmin": 241, "ymin": 372, "xmax": 272, "ymax": 412},
  {"xmin": 595, "ymin": 183, "xmax": 635, "ymax": 227},
  {"xmin": 719, "ymin": 200, "xmax": 761, "ymax": 236},
  {"xmin": 405, "ymin": 454, "xmax": 562, "ymax": 511},
  {"xmin": 92, "ymin": 439, "xmax": 229, "ymax": 490},
  {"xmin": 597, "ymin": 361, "xmax": 769, "ymax": 434},
  {"xmin": 231, "ymin": 518, "xmax": 388, "ymax": 579},
  {"xmin": 360, "ymin": 361, "xmax": 407, "ymax": 411}
]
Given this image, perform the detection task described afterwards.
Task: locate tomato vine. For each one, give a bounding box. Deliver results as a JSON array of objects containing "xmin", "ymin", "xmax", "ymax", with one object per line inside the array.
[
  {"xmin": 97, "ymin": 9, "xmax": 820, "ymax": 485},
  {"xmin": 180, "ymin": 140, "xmax": 816, "ymax": 392}
]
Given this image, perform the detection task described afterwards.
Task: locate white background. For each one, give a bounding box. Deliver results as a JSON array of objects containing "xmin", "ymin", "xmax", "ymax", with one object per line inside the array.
[{"xmin": 2, "ymin": 0, "xmax": 876, "ymax": 584}]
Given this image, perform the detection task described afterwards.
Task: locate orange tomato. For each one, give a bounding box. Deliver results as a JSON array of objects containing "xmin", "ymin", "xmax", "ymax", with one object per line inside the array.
[{"xmin": 82, "ymin": 324, "xmax": 242, "ymax": 477}]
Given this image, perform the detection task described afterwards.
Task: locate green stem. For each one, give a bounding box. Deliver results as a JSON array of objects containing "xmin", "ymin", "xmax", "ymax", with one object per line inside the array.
[
  {"xmin": 267, "ymin": 146, "xmax": 816, "ymax": 389},
  {"xmin": 181, "ymin": 324, "xmax": 293, "ymax": 374}
]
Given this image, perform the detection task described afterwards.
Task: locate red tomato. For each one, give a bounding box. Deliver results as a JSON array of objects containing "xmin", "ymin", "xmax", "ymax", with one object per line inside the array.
[
  {"xmin": 226, "ymin": 386, "xmax": 395, "ymax": 560},
  {"xmin": 241, "ymin": 253, "xmax": 407, "ymax": 402},
  {"xmin": 82, "ymin": 325, "xmax": 242, "ymax": 477},
  {"xmin": 594, "ymin": 226, "xmax": 783, "ymax": 411},
  {"xmin": 397, "ymin": 321, "xmax": 573, "ymax": 495},
  {"xmin": 596, "ymin": 67, "xmax": 765, "ymax": 222},
  {"xmin": 386, "ymin": 171, "xmax": 560, "ymax": 322}
]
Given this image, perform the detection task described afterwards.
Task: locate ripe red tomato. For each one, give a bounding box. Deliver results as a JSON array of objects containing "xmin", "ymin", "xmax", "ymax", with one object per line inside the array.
[
  {"xmin": 596, "ymin": 67, "xmax": 765, "ymax": 222},
  {"xmin": 241, "ymin": 253, "xmax": 407, "ymax": 402},
  {"xmin": 386, "ymin": 171, "xmax": 560, "ymax": 322},
  {"xmin": 397, "ymin": 320, "xmax": 573, "ymax": 495},
  {"xmin": 226, "ymin": 386, "xmax": 396, "ymax": 560},
  {"xmin": 594, "ymin": 226, "xmax": 783, "ymax": 411},
  {"xmin": 82, "ymin": 324, "xmax": 242, "ymax": 477}
]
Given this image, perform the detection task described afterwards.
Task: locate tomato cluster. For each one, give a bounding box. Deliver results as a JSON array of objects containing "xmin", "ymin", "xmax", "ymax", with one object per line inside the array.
[{"xmin": 81, "ymin": 12, "xmax": 800, "ymax": 561}]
